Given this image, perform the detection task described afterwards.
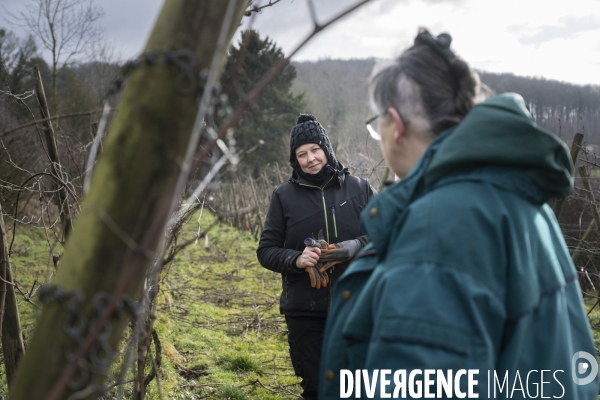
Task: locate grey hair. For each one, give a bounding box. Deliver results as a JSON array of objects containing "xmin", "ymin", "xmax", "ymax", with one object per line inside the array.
[{"xmin": 369, "ymin": 30, "xmax": 489, "ymax": 137}]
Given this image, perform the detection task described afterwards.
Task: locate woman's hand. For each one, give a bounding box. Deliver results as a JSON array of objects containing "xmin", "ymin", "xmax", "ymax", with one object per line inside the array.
[
  {"xmin": 296, "ymin": 246, "xmax": 321, "ymax": 269},
  {"xmin": 296, "ymin": 246, "xmax": 328, "ymax": 288}
]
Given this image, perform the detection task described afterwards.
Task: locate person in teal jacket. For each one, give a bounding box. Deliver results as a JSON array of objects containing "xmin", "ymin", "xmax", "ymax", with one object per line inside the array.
[{"xmin": 319, "ymin": 28, "xmax": 598, "ymax": 399}]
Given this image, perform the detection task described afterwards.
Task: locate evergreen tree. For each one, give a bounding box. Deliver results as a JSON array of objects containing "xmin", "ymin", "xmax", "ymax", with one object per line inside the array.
[{"xmin": 220, "ymin": 30, "xmax": 305, "ymax": 176}]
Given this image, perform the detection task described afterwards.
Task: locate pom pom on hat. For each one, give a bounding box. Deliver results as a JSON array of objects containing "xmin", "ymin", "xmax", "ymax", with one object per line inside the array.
[{"xmin": 296, "ymin": 114, "xmax": 316, "ymax": 124}]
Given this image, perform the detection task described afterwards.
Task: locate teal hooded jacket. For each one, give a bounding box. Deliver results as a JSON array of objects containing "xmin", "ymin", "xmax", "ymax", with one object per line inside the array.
[{"xmin": 319, "ymin": 93, "xmax": 598, "ymax": 399}]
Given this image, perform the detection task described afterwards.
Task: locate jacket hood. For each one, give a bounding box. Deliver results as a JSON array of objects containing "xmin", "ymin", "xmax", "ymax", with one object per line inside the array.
[{"xmin": 424, "ymin": 93, "xmax": 573, "ymax": 200}]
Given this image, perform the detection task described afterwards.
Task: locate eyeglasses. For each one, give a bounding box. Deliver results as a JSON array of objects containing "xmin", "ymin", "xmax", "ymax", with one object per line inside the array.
[{"xmin": 365, "ymin": 109, "xmax": 410, "ymax": 141}]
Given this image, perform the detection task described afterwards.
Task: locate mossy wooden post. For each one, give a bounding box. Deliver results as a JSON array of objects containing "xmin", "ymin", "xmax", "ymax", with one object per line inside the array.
[
  {"xmin": 33, "ymin": 67, "xmax": 73, "ymax": 239},
  {"xmin": 0, "ymin": 205, "xmax": 26, "ymax": 387},
  {"xmin": 9, "ymin": 1, "xmax": 248, "ymax": 399}
]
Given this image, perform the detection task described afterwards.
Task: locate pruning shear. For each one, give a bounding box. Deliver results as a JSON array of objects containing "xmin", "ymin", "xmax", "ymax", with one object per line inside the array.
[
  {"xmin": 304, "ymin": 230, "xmax": 340, "ymax": 273},
  {"xmin": 316, "ymin": 229, "xmax": 343, "ymax": 273},
  {"xmin": 302, "ymin": 229, "xmax": 333, "ymax": 288}
]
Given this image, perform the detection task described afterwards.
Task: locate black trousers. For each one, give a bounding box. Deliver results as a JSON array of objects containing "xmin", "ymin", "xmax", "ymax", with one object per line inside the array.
[{"xmin": 285, "ymin": 315, "xmax": 327, "ymax": 400}]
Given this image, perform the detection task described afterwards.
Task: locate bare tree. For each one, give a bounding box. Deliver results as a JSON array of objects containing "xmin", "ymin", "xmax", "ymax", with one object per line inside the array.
[{"xmin": 5, "ymin": 0, "xmax": 105, "ymax": 115}]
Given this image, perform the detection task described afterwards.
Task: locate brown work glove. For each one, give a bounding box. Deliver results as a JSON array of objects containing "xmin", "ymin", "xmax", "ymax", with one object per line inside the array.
[
  {"xmin": 306, "ymin": 264, "xmax": 329, "ymax": 289},
  {"xmin": 296, "ymin": 246, "xmax": 328, "ymax": 289}
]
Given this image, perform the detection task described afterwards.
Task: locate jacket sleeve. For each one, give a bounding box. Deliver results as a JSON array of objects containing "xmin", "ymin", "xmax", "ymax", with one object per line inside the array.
[
  {"xmin": 355, "ymin": 235, "xmax": 369, "ymax": 247},
  {"xmin": 256, "ymin": 189, "xmax": 304, "ymax": 275}
]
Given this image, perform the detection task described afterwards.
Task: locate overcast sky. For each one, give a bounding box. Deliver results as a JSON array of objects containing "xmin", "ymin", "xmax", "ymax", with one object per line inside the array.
[{"xmin": 2, "ymin": 0, "xmax": 600, "ymax": 86}]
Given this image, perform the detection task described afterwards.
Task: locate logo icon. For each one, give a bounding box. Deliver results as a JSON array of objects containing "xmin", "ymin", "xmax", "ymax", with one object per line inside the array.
[{"xmin": 572, "ymin": 351, "xmax": 598, "ymax": 385}]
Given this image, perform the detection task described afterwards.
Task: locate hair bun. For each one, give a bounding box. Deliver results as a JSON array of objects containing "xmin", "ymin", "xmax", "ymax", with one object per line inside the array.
[{"xmin": 296, "ymin": 114, "xmax": 316, "ymax": 124}]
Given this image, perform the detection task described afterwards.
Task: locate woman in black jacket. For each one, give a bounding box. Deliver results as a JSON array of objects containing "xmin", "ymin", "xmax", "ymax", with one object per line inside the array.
[{"xmin": 257, "ymin": 114, "xmax": 374, "ymax": 400}]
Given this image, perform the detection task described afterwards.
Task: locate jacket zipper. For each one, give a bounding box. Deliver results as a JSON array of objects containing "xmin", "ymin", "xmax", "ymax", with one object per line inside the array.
[
  {"xmin": 321, "ymin": 189, "xmax": 330, "ymax": 243},
  {"xmin": 331, "ymin": 206, "xmax": 338, "ymax": 238},
  {"xmin": 299, "ymin": 175, "xmax": 335, "ymax": 243}
]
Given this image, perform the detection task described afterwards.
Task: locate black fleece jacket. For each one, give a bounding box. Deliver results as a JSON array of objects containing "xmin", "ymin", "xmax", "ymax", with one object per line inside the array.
[{"xmin": 257, "ymin": 169, "xmax": 374, "ymax": 316}]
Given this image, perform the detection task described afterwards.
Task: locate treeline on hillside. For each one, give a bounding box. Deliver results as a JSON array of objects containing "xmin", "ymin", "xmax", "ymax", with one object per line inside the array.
[
  {"xmin": 480, "ymin": 71, "xmax": 600, "ymax": 142},
  {"xmin": 291, "ymin": 59, "xmax": 600, "ymax": 166}
]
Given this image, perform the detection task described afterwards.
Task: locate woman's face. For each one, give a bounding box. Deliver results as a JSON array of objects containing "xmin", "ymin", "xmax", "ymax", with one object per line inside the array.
[
  {"xmin": 378, "ymin": 113, "xmax": 399, "ymax": 174},
  {"xmin": 377, "ymin": 107, "xmax": 433, "ymax": 178},
  {"xmin": 295, "ymin": 143, "xmax": 327, "ymax": 174}
]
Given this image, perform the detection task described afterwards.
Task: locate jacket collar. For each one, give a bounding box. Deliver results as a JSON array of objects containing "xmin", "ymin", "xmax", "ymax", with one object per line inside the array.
[{"xmin": 289, "ymin": 164, "xmax": 349, "ymax": 188}]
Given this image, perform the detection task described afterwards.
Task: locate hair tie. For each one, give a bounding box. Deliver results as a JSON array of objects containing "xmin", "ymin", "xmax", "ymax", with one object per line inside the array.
[{"xmin": 414, "ymin": 28, "xmax": 455, "ymax": 64}]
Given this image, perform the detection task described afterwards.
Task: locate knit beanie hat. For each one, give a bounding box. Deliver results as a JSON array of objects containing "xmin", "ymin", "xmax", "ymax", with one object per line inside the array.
[{"xmin": 289, "ymin": 114, "xmax": 338, "ymax": 168}]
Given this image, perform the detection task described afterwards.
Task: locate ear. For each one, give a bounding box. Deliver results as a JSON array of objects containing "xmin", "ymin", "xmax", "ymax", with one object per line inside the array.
[{"xmin": 387, "ymin": 107, "xmax": 405, "ymax": 143}]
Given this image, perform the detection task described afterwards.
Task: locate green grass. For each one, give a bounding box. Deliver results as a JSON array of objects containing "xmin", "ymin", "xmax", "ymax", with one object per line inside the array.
[
  {"xmin": 2, "ymin": 210, "xmax": 300, "ymax": 399},
  {"xmin": 216, "ymin": 384, "xmax": 249, "ymax": 400},
  {"xmin": 221, "ymin": 354, "xmax": 263, "ymax": 374},
  {"xmin": 4, "ymin": 220, "xmax": 53, "ymax": 342}
]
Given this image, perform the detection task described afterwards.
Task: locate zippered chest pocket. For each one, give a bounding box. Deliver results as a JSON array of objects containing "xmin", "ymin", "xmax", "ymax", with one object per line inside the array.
[{"xmin": 331, "ymin": 196, "xmax": 366, "ymax": 240}]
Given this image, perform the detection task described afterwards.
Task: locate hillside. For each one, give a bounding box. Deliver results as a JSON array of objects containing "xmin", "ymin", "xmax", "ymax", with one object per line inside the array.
[{"xmin": 292, "ymin": 59, "xmax": 600, "ymax": 152}]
